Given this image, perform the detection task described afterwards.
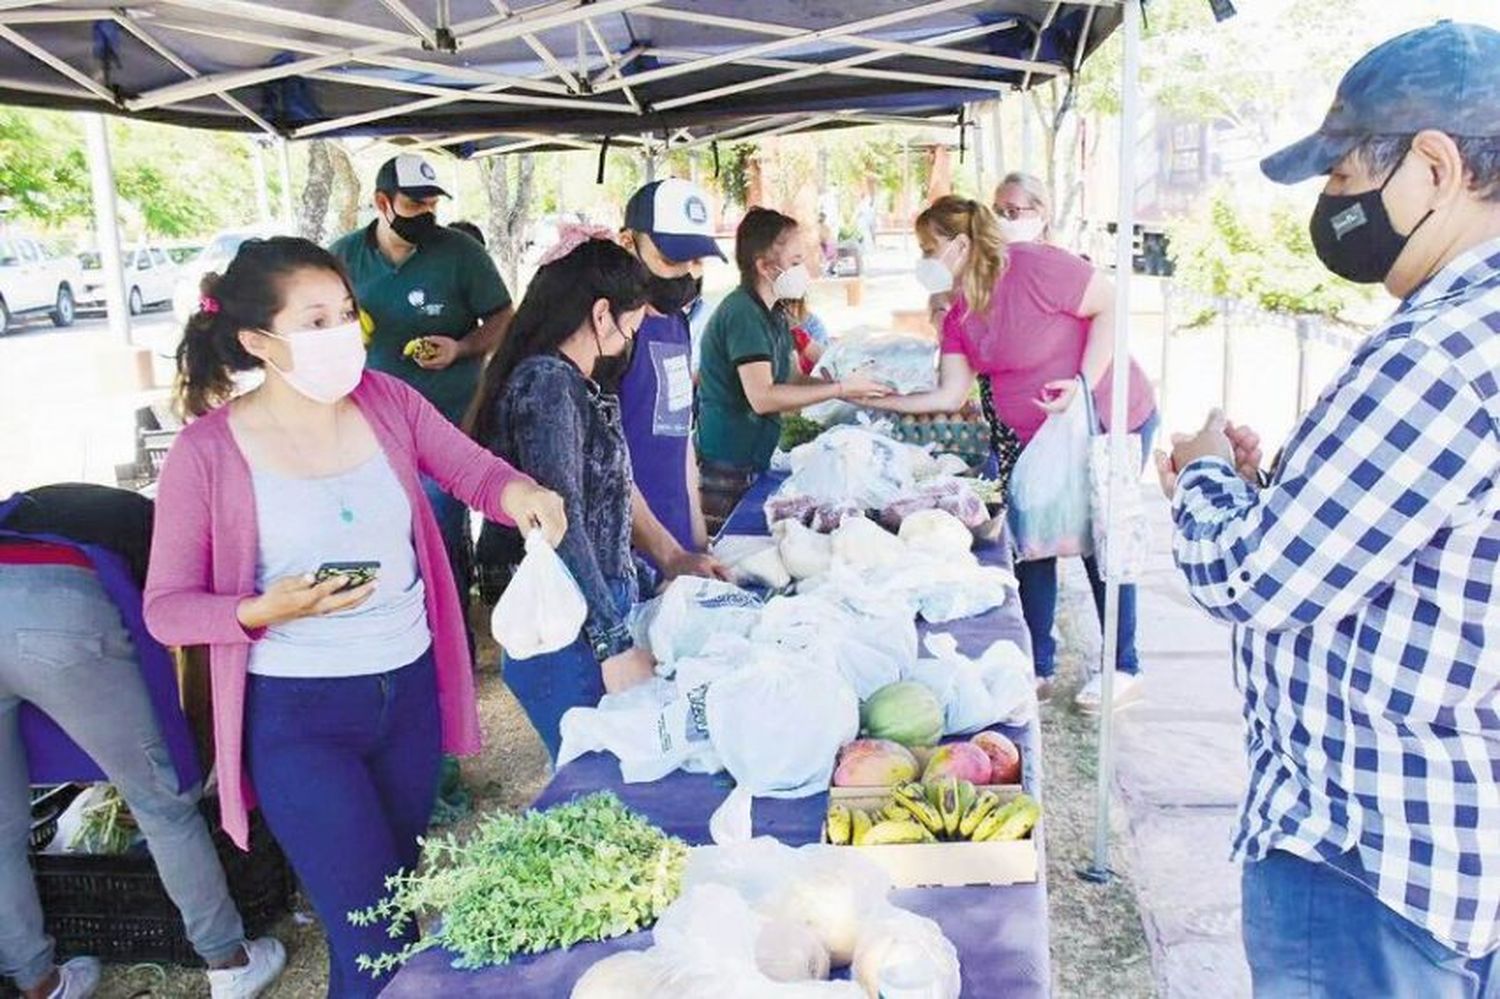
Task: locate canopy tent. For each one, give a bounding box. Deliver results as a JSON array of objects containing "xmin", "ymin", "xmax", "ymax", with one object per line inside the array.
[
  {"xmin": 0, "ymin": 0, "xmax": 1146, "ymax": 882},
  {"xmin": 0, "ymin": 1, "xmax": 1119, "ymax": 150}
]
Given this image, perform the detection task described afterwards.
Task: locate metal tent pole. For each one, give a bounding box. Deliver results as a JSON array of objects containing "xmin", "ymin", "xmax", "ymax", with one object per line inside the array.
[
  {"xmin": 82, "ymin": 113, "xmax": 130, "ymax": 345},
  {"xmin": 249, "ymin": 137, "xmax": 272, "ymax": 224},
  {"xmin": 277, "ymin": 139, "xmax": 294, "ymax": 226},
  {"xmin": 1085, "ymin": 0, "xmax": 1141, "ymax": 884}
]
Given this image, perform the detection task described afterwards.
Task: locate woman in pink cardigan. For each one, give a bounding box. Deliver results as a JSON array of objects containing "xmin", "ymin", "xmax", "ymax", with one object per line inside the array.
[{"xmin": 143, "ymin": 237, "xmax": 564, "ymax": 998}]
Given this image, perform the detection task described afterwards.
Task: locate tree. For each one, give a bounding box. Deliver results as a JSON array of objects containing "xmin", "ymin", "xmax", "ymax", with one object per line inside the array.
[
  {"xmin": 298, "ymin": 140, "xmax": 334, "ymax": 243},
  {"xmin": 329, "ymin": 141, "xmax": 360, "ymax": 236},
  {"xmin": 482, "ymin": 153, "xmax": 535, "ymax": 292},
  {"xmin": 0, "ymin": 109, "xmax": 89, "ymax": 225}
]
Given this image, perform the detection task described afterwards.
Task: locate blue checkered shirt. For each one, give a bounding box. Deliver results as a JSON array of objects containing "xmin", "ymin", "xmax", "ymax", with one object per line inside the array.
[{"xmin": 1170, "ymin": 238, "xmax": 1500, "ymax": 958}]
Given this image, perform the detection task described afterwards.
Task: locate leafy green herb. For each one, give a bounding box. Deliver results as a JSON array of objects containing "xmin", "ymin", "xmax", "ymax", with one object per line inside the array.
[
  {"xmin": 780, "ymin": 414, "xmax": 823, "ymax": 451},
  {"xmin": 349, "ymin": 792, "xmax": 687, "ymax": 974},
  {"xmin": 69, "ymin": 785, "xmax": 140, "ymax": 855}
]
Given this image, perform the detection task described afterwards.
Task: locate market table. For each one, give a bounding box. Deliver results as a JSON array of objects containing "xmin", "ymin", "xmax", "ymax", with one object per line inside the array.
[{"xmin": 384, "ymin": 474, "xmax": 1049, "ymax": 999}]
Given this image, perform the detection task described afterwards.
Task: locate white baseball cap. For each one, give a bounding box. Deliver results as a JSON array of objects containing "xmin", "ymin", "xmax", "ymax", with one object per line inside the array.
[
  {"xmin": 623, "ymin": 178, "xmax": 726, "ymax": 262},
  {"xmin": 375, "ymin": 153, "xmax": 449, "ymax": 199}
]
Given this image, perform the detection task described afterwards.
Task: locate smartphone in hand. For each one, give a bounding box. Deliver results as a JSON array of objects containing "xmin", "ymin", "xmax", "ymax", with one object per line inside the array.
[{"xmin": 313, "ymin": 561, "xmax": 381, "ymax": 593}]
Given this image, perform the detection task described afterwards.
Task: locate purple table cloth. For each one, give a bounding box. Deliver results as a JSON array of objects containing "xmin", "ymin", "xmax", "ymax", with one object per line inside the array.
[{"xmin": 384, "ymin": 474, "xmax": 1048, "ymax": 998}]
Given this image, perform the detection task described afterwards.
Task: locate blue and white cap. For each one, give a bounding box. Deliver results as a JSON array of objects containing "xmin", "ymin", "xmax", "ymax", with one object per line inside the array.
[
  {"xmin": 623, "ymin": 178, "xmax": 726, "ymax": 262},
  {"xmin": 375, "ymin": 153, "xmax": 450, "ymax": 198},
  {"xmin": 1262, "ymin": 21, "xmax": 1500, "ymax": 184}
]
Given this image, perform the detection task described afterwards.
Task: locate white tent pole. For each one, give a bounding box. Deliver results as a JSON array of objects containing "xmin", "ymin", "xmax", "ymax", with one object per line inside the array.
[
  {"xmin": 278, "ymin": 140, "xmax": 294, "ymax": 228},
  {"xmin": 249, "ymin": 137, "xmax": 271, "ymax": 225},
  {"xmin": 1087, "ymin": 0, "xmax": 1141, "ymax": 883},
  {"xmin": 82, "ymin": 113, "xmax": 130, "ymax": 345}
]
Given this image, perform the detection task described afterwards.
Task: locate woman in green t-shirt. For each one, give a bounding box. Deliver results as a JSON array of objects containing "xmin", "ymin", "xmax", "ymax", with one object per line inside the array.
[{"xmin": 696, "ymin": 208, "xmax": 889, "ymax": 528}]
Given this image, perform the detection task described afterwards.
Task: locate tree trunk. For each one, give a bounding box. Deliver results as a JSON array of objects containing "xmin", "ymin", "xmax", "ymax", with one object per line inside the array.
[
  {"xmin": 328, "ymin": 140, "xmax": 360, "ymax": 237},
  {"xmin": 297, "ymin": 139, "xmax": 334, "ymax": 243},
  {"xmin": 482, "ymin": 153, "xmax": 535, "ymax": 292}
]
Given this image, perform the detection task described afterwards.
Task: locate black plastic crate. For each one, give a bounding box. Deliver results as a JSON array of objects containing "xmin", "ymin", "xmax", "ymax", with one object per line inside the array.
[{"xmin": 29, "ymin": 796, "xmax": 294, "ymax": 966}]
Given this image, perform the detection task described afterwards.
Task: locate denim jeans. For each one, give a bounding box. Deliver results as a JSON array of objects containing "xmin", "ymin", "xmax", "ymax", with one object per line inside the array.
[
  {"xmin": 1242, "ymin": 849, "xmax": 1499, "ymax": 999},
  {"xmin": 421, "ymin": 477, "xmax": 474, "ymax": 657},
  {"xmin": 0, "ymin": 565, "xmax": 244, "ymax": 991},
  {"xmin": 244, "ymin": 651, "xmax": 441, "ymax": 999},
  {"xmin": 504, "ymin": 577, "xmax": 634, "ymax": 761},
  {"xmin": 1016, "ymin": 410, "xmax": 1158, "ymax": 679}
]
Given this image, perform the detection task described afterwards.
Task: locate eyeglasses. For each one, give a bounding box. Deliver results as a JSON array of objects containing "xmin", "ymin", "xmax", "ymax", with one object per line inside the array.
[{"xmin": 994, "ymin": 205, "xmax": 1038, "ymax": 221}]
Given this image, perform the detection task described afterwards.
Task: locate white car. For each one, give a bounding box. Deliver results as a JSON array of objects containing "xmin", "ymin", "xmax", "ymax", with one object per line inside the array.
[
  {"xmin": 0, "ymin": 233, "xmax": 82, "ymax": 334},
  {"xmin": 78, "ymin": 246, "xmax": 179, "ymax": 315},
  {"xmin": 172, "ymin": 226, "xmax": 284, "ymax": 326}
]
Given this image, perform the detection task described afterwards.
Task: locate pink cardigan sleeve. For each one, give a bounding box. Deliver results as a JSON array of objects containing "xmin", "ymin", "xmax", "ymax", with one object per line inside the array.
[
  {"xmin": 390, "ymin": 376, "xmax": 532, "ymax": 526},
  {"xmin": 143, "ymin": 434, "xmax": 264, "ymax": 647}
]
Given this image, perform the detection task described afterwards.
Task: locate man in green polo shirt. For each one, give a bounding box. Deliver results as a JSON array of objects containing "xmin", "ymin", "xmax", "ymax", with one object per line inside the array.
[
  {"xmin": 330, "ymin": 154, "xmax": 513, "ymax": 425},
  {"xmin": 330, "ymin": 153, "xmax": 513, "ymax": 648}
]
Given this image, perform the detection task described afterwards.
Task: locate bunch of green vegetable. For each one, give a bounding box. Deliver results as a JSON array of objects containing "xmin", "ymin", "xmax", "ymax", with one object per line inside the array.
[
  {"xmin": 349, "ymin": 792, "xmax": 687, "ymax": 974},
  {"xmin": 69, "ymin": 785, "xmax": 140, "ymax": 855},
  {"xmin": 780, "ymin": 414, "xmax": 824, "ymax": 451}
]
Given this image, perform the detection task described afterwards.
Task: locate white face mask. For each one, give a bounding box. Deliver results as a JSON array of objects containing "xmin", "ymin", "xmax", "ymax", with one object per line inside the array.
[
  {"xmin": 771, "ymin": 262, "xmax": 811, "ymax": 301},
  {"xmin": 914, "ymin": 256, "xmax": 953, "ymax": 294},
  {"xmin": 262, "ymin": 320, "xmax": 366, "ymax": 404},
  {"xmin": 997, "ymin": 216, "xmax": 1045, "ymax": 243}
]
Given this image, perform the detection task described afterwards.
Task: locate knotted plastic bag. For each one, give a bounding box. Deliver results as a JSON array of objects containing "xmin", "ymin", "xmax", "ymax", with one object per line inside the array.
[{"xmin": 491, "ymin": 529, "xmax": 587, "ymax": 659}]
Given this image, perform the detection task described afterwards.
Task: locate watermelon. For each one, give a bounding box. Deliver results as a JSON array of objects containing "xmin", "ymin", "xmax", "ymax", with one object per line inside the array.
[{"xmin": 860, "ymin": 682, "xmax": 944, "ymax": 748}]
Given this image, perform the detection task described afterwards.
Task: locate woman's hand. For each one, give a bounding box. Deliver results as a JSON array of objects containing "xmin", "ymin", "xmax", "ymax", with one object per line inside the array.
[
  {"xmin": 501, "ymin": 480, "xmax": 567, "ymax": 546},
  {"xmin": 1035, "ymin": 378, "xmax": 1079, "ymax": 414},
  {"xmin": 237, "ymin": 575, "xmax": 375, "ymax": 631},
  {"xmin": 837, "ymin": 370, "xmax": 893, "ymax": 402},
  {"xmin": 601, "ymin": 647, "xmax": 657, "ymax": 694},
  {"xmin": 662, "ymin": 548, "xmax": 732, "ymax": 583}
]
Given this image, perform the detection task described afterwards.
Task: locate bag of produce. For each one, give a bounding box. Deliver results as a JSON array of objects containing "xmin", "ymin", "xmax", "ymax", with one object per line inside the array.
[
  {"xmin": 647, "ymin": 576, "xmax": 764, "ymax": 666},
  {"xmin": 812, "ymin": 331, "xmax": 940, "ymax": 395},
  {"xmin": 751, "ymin": 592, "xmax": 915, "ymax": 699},
  {"xmin": 905, "ymin": 633, "xmax": 1036, "ymax": 734},
  {"xmin": 557, "ymin": 681, "xmax": 721, "ymax": 782},
  {"xmin": 491, "ymin": 529, "xmax": 588, "ymax": 659},
  {"xmin": 1007, "ymin": 381, "xmax": 1094, "ymax": 560},
  {"xmin": 851, "ymin": 909, "xmax": 961, "ymax": 999}
]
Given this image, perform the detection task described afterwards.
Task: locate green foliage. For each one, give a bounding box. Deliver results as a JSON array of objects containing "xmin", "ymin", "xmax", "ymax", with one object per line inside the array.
[
  {"xmin": 0, "ymin": 109, "xmax": 89, "ymax": 225},
  {"xmin": 348, "ymin": 792, "xmax": 687, "ymax": 975},
  {"xmin": 1168, "ymin": 188, "xmax": 1372, "ymax": 319},
  {"xmin": 718, "ymin": 142, "xmax": 756, "ymax": 208}
]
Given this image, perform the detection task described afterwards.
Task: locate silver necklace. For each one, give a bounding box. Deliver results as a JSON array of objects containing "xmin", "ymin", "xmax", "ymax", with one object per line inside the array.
[{"xmin": 263, "ymin": 397, "xmax": 357, "ymax": 525}]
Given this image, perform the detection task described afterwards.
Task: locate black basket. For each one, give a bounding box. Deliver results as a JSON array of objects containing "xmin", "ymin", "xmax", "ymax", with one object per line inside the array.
[
  {"xmin": 29, "ymin": 795, "xmax": 295, "ymax": 966},
  {"xmin": 28, "ymin": 784, "xmax": 85, "ymax": 852}
]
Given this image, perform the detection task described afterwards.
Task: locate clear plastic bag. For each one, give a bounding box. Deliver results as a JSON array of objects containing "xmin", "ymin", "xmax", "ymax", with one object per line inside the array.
[
  {"xmin": 812, "ymin": 331, "xmax": 940, "ymax": 395},
  {"xmin": 751, "ymin": 593, "xmax": 915, "ymax": 699},
  {"xmin": 647, "ymin": 577, "xmax": 764, "ymax": 666},
  {"xmin": 907, "ymin": 632, "xmax": 1036, "ymax": 734},
  {"xmin": 491, "ymin": 529, "xmax": 588, "ymax": 659},
  {"xmin": 556, "ymin": 682, "xmax": 720, "ymax": 782},
  {"xmin": 1007, "ymin": 382, "xmax": 1094, "ymax": 561}
]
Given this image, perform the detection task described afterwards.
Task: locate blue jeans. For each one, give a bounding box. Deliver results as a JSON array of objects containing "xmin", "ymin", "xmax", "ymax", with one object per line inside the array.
[
  {"xmin": 504, "ymin": 578, "xmax": 633, "ymax": 762},
  {"xmin": 245, "ymin": 651, "xmax": 441, "ymax": 999},
  {"xmin": 1242, "ymin": 849, "xmax": 1499, "ymax": 999},
  {"xmin": 1016, "ymin": 410, "xmax": 1158, "ymax": 679},
  {"xmin": 0, "ymin": 566, "xmax": 244, "ymax": 991},
  {"xmin": 422, "ymin": 477, "xmax": 474, "ymax": 657}
]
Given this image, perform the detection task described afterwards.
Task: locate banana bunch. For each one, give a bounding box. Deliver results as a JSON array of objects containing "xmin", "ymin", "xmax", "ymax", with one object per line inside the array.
[
  {"xmin": 402, "ymin": 337, "xmax": 442, "ymax": 363},
  {"xmin": 825, "ymin": 779, "xmax": 1040, "ymax": 846}
]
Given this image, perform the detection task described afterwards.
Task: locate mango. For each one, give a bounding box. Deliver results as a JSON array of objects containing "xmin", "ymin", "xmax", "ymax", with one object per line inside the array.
[
  {"xmin": 921, "ymin": 742, "xmax": 993, "ymax": 786},
  {"xmin": 832, "ymin": 738, "xmax": 920, "ymax": 788}
]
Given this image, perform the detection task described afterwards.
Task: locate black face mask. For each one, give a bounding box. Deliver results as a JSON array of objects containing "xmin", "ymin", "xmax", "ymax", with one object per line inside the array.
[
  {"xmin": 638, "ymin": 248, "xmax": 702, "ymax": 315},
  {"xmin": 389, "ymin": 209, "xmax": 439, "ymax": 247},
  {"xmin": 590, "ymin": 315, "xmax": 635, "ymax": 392},
  {"xmin": 1310, "ymin": 153, "xmax": 1433, "ymax": 284}
]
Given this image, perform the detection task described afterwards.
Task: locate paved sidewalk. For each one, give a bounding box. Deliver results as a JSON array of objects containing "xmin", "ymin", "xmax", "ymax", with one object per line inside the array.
[{"xmin": 1057, "ymin": 489, "xmax": 1253, "ymax": 998}]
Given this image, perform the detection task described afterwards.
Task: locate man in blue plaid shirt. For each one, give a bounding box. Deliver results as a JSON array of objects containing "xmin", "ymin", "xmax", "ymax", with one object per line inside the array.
[{"xmin": 1155, "ymin": 22, "xmax": 1500, "ymax": 998}]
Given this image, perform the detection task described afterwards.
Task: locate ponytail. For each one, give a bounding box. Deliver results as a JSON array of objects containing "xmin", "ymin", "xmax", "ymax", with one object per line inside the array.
[
  {"xmin": 915, "ymin": 196, "xmax": 1007, "ymax": 320},
  {"xmin": 174, "ymin": 237, "xmax": 354, "ymax": 417}
]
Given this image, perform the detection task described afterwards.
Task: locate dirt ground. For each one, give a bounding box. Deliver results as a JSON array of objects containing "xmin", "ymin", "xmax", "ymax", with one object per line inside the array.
[{"xmin": 85, "ymin": 599, "xmax": 1153, "ymax": 999}]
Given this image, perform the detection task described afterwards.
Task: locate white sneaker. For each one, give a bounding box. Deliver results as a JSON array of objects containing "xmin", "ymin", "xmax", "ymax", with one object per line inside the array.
[
  {"xmin": 207, "ymin": 937, "xmax": 287, "ymax": 999},
  {"xmin": 1075, "ymin": 671, "xmax": 1142, "ymax": 714},
  {"xmin": 46, "ymin": 957, "xmax": 101, "ymax": 999}
]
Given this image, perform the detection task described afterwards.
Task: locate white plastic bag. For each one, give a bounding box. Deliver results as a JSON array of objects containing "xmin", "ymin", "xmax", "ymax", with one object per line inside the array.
[
  {"xmin": 911, "ymin": 632, "xmax": 1036, "ymax": 733},
  {"xmin": 556, "ymin": 681, "xmax": 720, "ymax": 782},
  {"xmin": 751, "ymin": 593, "xmax": 914, "ymax": 699},
  {"xmin": 706, "ymin": 653, "xmax": 859, "ymax": 842},
  {"xmin": 491, "ymin": 529, "xmax": 588, "ymax": 659},
  {"xmin": 1089, "ymin": 430, "xmax": 1151, "ymax": 582},
  {"xmin": 851, "ymin": 908, "xmax": 962, "ymax": 999},
  {"xmin": 1007, "ymin": 381, "xmax": 1094, "ymax": 561},
  {"xmin": 811, "ymin": 330, "xmax": 939, "ymax": 395},
  {"xmin": 713, "ymin": 535, "xmax": 793, "ymax": 590},
  {"xmin": 647, "ymin": 577, "xmax": 763, "ymax": 666}
]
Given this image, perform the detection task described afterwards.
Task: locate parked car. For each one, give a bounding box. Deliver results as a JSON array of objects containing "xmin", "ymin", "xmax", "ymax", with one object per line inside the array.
[
  {"xmin": 0, "ymin": 233, "xmax": 83, "ymax": 334},
  {"xmin": 78, "ymin": 246, "xmax": 179, "ymax": 315},
  {"xmin": 172, "ymin": 226, "xmax": 284, "ymax": 326}
]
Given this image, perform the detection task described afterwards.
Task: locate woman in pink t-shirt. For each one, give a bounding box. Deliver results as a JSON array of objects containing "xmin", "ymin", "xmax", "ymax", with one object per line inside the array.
[{"xmin": 872, "ymin": 195, "xmax": 1158, "ymax": 712}]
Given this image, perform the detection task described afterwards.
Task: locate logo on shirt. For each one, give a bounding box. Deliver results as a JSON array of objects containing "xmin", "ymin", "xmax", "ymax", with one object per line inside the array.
[{"xmin": 407, "ymin": 288, "xmax": 445, "ymax": 318}]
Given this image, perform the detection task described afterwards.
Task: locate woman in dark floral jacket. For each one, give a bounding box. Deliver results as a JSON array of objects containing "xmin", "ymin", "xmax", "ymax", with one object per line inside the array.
[{"xmin": 467, "ymin": 232, "xmax": 655, "ymax": 759}]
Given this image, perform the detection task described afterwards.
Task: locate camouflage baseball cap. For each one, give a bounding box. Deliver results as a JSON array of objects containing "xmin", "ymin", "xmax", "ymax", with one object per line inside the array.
[{"xmin": 1262, "ymin": 20, "xmax": 1500, "ymax": 184}]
